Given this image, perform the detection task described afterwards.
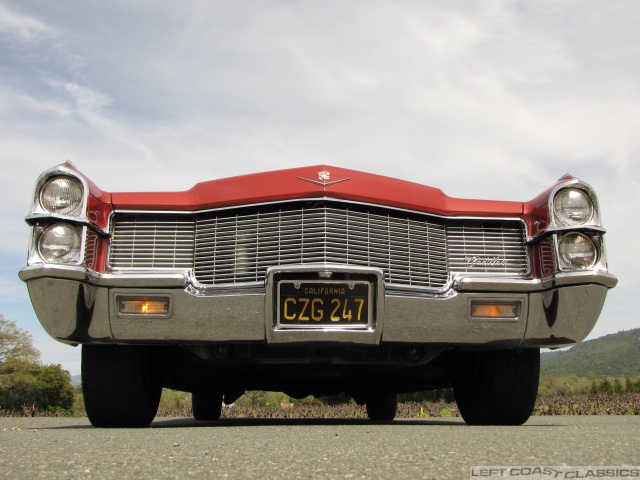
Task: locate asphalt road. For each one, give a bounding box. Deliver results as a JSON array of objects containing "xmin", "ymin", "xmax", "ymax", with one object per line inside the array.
[{"xmin": 1, "ymin": 416, "xmax": 638, "ymax": 479}]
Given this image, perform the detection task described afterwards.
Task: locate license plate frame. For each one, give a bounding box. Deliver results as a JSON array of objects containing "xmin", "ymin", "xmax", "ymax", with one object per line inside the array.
[{"xmin": 276, "ymin": 280, "xmax": 373, "ymax": 330}]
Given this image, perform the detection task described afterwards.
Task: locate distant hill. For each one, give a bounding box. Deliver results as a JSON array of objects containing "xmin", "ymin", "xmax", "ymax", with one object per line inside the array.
[
  {"xmin": 540, "ymin": 350, "xmax": 562, "ymax": 361},
  {"xmin": 541, "ymin": 328, "xmax": 640, "ymax": 377}
]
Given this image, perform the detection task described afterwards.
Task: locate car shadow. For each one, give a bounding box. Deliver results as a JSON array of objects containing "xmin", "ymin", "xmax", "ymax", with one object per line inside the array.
[
  {"xmin": 152, "ymin": 417, "xmax": 471, "ymax": 428},
  {"xmin": 36, "ymin": 416, "xmax": 560, "ymax": 429}
]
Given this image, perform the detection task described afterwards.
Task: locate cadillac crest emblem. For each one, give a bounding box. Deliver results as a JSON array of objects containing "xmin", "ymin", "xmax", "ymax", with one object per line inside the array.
[{"xmin": 296, "ymin": 169, "xmax": 350, "ymax": 187}]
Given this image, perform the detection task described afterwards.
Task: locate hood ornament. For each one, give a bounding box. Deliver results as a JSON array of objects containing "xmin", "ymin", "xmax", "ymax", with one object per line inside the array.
[{"xmin": 297, "ymin": 170, "xmax": 351, "ymax": 187}]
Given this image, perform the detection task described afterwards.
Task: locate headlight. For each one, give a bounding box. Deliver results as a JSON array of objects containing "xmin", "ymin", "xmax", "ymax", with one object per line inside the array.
[
  {"xmin": 558, "ymin": 232, "xmax": 597, "ymax": 270},
  {"xmin": 553, "ymin": 188, "xmax": 593, "ymax": 226},
  {"xmin": 38, "ymin": 223, "xmax": 82, "ymax": 263},
  {"xmin": 40, "ymin": 176, "xmax": 84, "ymax": 216}
]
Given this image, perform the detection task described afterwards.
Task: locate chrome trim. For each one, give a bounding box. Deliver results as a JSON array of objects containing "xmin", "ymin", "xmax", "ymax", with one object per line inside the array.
[
  {"xmin": 108, "ymin": 197, "xmax": 530, "ymax": 235},
  {"xmin": 455, "ymin": 271, "xmax": 618, "ymax": 291},
  {"xmin": 185, "ymin": 283, "xmax": 265, "ymax": 297},
  {"xmin": 19, "ymin": 264, "xmax": 189, "ymax": 288},
  {"xmin": 20, "ymin": 263, "xmax": 617, "ymax": 293},
  {"xmin": 529, "ymin": 225, "xmax": 607, "ymax": 239}
]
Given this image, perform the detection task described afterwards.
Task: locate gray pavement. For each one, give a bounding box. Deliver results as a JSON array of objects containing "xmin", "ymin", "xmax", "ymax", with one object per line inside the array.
[{"xmin": 0, "ymin": 416, "xmax": 638, "ymax": 479}]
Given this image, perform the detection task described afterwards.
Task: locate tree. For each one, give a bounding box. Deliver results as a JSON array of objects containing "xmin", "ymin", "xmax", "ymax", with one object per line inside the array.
[
  {"xmin": 0, "ymin": 314, "xmax": 73, "ymax": 413},
  {"xmin": 0, "ymin": 314, "xmax": 40, "ymax": 364},
  {"xmin": 0, "ymin": 360, "xmax": 74, "ymax": 412}
]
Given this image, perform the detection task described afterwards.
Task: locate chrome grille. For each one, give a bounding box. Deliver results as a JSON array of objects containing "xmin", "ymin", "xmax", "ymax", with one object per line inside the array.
[
  {"xmin": 110, "ymin": 216, "xmax": 196, "ymax": 269},
  {"xmin": 193, "ymin": 206, "xmax": 448, "ymax": 288},
  {"xmin": 447, "ymin": 222, "xmax": 528, "ymax": 274},
  {"xmin": 109, "ymin": 201, "xmax": 529, "ymax": 290}
]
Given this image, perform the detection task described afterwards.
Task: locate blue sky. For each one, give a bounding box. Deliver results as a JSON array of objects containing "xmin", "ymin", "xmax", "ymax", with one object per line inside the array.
[{"xmin": 1, "ymin": 1, "xmax": 638, "ymax": 375}]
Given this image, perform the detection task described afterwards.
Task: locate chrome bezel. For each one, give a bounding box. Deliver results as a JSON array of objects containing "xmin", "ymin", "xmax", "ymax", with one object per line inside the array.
[
  {"xmin": 555, "ymin": 232, "xmax": 600, "ymax": 271},
  {"xmin": 28, "ymin": 222, "xmax": 87, "ymax": 266},
  {"xmin": 26, "ymin": 164, "xmax": 91, "ymax": 225},
  {"xmin": 553, "ymin": 187, "xmax": 594, "ymax": 227},
  {"xmin": 39, "ymin": 176, "xmax": 85, "ymax": 217},
  {"xmin": 548, "ymin": 179, "xmax": 602, "ymax": 232}
]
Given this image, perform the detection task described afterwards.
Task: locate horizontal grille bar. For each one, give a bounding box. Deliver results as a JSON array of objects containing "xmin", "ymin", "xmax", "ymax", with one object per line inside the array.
[{"xmin": 109, "ymin": 201, "xmax": 528, "ymax": 290}]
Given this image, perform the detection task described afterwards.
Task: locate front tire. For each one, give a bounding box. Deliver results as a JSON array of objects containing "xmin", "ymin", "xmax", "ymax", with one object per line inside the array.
[
  {"xmin": 82, "ymin": 345, "xmax": 163, "ymax": 428},
  {"xmin": 452, "ymin": 349, "xmax": 540, "ymax": 426},
  {"xmin": 192, "ymin": 392, "xmax": 223, "ymax": 421},
  {"xmin": 366, "ymin": 393, "xmax": 398, "ymax": 421}
]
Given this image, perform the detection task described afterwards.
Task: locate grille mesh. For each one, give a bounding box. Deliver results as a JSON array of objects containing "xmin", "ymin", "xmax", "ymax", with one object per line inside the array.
[
  {"xmin": 110, "ymin": 217, "xmax": 195, "ymax": 269},
  {"xmin": 109, "ymin": 201, "xmax": 528, "ymax": 290},
  {"xmin": 447, "ymin": 223, "xmax": 528, "ymax": 274},
  {"xmin": 193, "ymin": 207, "xmax": 447, "ymax": 288}
]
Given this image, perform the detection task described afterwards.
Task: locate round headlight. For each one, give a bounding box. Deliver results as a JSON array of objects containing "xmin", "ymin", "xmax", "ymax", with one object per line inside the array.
[
  {"xmin": 38, "ymin": 223, "xmax": 82, "ymax": 263},
  {"xmin": 553, "ymin": 188, "xmax": 593, "ymax": 226},
  {"xmin": 558, "ymin": 232, "xmax": 597, "ymax": 270},
  {"xmin": 40, "ymin": 176, "xmax": 84, "ymax": 216}
]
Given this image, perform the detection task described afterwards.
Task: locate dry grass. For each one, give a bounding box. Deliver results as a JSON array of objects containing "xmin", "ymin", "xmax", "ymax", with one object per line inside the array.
[{"xmin": 3, "ymin": 394, "xmax": 640, "ymax": 418}]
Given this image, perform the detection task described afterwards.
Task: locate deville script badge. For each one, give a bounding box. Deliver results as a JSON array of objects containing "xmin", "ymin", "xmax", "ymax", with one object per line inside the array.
[{"xmin": 296, "ymin": 170, "xmax": 351, "ymax": 187}]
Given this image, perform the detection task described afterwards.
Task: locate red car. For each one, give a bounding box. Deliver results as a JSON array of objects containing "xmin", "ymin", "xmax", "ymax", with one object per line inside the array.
[{"xmin": 20, "ymin": 163, "xmax": 617, "ymax": 427}]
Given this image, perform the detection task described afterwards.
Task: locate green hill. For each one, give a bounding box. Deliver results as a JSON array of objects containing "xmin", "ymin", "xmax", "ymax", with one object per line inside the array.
[{"xmin": 540, "ymin": 328, "xmax": 640, "ymax": 377}]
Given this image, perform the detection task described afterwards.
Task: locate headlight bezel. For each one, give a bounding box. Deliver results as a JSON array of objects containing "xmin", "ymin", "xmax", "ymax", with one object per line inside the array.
[
  {"xmin": 39, "ymin": 176, "xmax": 85, "ymax": 216},
  {"xmin": 37, "ymin": 222, "xmax": 83, "ymax": 264},
  {"xmin": 27, "ymin": 164, "xmax": 91, "ymax": 224},
  {"xmin": 541, "ymin": 178, "xmax": 608, "ymax": 275},
  {"xmin": 556, "ymin": 232, "xmax": 599, "ymax": 271},
  {"xmin": 25, "ymin": 164, "xmax": 95, "ymax": 268},
  {"xmin": 553, "ymin": 187, "xmax": 594, "ymax": 227},
  {"xmin": 548, "ymin": 179, "xmax": 602, "ymax": 231},
  {"xmin": 28, "ymin": 222, "xmax": 87, "ymax": 266}
]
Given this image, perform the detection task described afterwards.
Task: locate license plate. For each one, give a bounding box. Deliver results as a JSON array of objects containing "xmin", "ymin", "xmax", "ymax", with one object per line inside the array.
[{"xmin": 277, "ymin": 280, "xmax": 371, "ymax": 329}]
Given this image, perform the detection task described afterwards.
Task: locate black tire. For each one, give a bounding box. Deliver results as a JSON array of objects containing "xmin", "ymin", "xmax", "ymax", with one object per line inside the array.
[
  {"xmin": 82, "ymin": 345, "xmax": 163, "ymax": 428},
  {"xmin": 452, "ymin": 348, "xmax": 540, "ymax": 426},
  {"xmin": 366, "ymin": 393, "xmax": 398, "ymax": 421},
  {"xmin": 192, "ymin": 392, "xmax": 223, "ymax": 421}
]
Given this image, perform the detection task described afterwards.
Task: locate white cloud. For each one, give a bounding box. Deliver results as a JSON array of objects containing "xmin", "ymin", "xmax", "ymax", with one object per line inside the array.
[
  {"xmin": 0, "ymin": 3, "xmax": 52, "ymax": 41},
  {"xmin": 1, "ymin": 0, "xmax": 639, "ymax": 372}
]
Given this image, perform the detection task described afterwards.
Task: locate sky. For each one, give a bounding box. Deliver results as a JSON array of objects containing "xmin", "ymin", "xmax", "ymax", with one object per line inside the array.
[{"xmin": 1, "ymin": 1, "xmax": 638, "ymax": 376}]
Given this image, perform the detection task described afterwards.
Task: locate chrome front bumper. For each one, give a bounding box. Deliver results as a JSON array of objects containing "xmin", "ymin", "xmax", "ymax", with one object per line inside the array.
[{"xmin": 19, "ymin": 264, "xmax": 617, "ymax": 349}]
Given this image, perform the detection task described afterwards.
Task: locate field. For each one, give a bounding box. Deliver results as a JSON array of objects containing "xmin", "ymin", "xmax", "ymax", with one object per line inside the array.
[
  {"xmin": 151, "ymin": 393, "xmax": 640, "ymax": 419},
  {"xmin": 4, "ymin": 394, "xmax": 640, "ymax": 418},
  {"xmin": 4, "ymin": 374, "xmax": 640, "ymax": 418}
]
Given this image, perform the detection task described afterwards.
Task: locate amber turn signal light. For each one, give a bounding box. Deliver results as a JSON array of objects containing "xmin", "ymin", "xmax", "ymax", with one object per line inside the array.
[
  {"xmin": 470, "ymin": 301, "xmax": 520, "ymax": 319},
  {"xmin": 117, "ymin": 296, "xmax": 171, "ymax": 316}
]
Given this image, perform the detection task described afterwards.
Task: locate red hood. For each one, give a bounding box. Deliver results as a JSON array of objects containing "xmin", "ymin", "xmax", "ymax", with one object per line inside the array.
[{"xmin": 109, "ymin": 165, "xmax": 523, "ymax": 217}]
